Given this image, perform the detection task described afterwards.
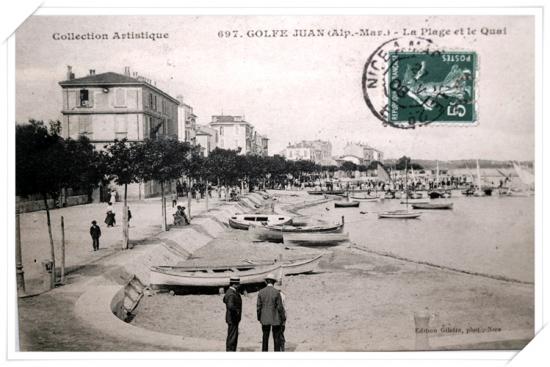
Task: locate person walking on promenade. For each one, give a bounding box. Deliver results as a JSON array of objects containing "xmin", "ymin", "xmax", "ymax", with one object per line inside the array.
[
  {"xmin": 223, "ymin": 276, "xmax": 242, "ymax": 352},
  {"xmin": 89, "ymin": 220, "xmax": 101, "ymax": 251},
  {"xmin": 127, "ymin": 207, "xmax": 132, "ymax": 226},
  {"xmin": 109, "ymin": 189, "xmax": 117, "ymax": 204},
  {"xmin": 257, "ymin": 273, "xmax": 286, "ymax": 352},
  {"xmin": 105, "ymin": 202, "xmax": 116, "ymax": 227},
  {"xmin": 171, "ymin": 191, "xmax": 178, "ymax": 208}
]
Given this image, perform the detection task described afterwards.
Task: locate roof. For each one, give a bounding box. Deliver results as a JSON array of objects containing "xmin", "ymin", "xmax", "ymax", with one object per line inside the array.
[{"xmin": 59, "ymin": 72, "xmax": 180, "ymax": 104}]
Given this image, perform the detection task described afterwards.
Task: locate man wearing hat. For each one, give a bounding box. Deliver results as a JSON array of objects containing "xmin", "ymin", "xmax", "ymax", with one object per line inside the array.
[
  {"xmin": 257, "ymin": 273, "xmax": 286, "ymax": 351},
  {"xmin": 223, "ymin": 276, "xmax": 242, "ymax": 351}
]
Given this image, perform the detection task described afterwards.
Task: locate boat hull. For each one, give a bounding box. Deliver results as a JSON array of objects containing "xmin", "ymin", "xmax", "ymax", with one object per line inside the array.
[
  {"xmin": 283, "ymin": 233, "xmax": 349, "ymax": 247},
  {"xmin": 334, "ymin": 201, "xmax": 360, "ymax": 208},
  {"xmin": 411, "ymin": 203, "xmax": 453, "ymax": 210},
  {"xmin": 378, "ymin": 210, "xmax": 422, "ymax": 219},
  {"xmin": 228, "ymin": 214, "xmax": 293, "ymax": 230},
  {"xmin": 150, "ymin": 264, "xmax": 282, "ymax": 287},
  {"xmin": 249, "ymin": 223, "xmax": 344, "ymax": 242}
]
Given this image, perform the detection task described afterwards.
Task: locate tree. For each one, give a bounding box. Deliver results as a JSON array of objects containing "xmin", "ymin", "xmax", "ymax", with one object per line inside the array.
[
  {"xmin": 396, "ymin": 156, "xmax": 423, "ymax": 171},
  {"xmin": 104, "ymin": 139, "xmax": 141, "ymax": 249},
  {"xmin": 16, "ymin": 120, "xmax": 103, "ymax": 287},
  {"xmin": 136, "ymin": 137, "xmax": 189, "ymax": 231},
  {"xmin": 341, "ymin": 161, "xmax": 358, "ymax": 177},
  {"xmin": 205, "ymin": 148, "xmax": 240, "ymax": 197}
]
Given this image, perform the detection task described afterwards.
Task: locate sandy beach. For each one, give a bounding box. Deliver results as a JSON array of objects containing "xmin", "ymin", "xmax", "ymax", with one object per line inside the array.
[{"xmin": 131, "ymin": 191, "xmax": 534, "ymax": 351}]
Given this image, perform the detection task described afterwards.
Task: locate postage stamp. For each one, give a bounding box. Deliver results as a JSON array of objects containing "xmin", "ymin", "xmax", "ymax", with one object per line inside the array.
[{"xmin": 387, "ymin": 51, "xmax": 477, "ymax": 125}]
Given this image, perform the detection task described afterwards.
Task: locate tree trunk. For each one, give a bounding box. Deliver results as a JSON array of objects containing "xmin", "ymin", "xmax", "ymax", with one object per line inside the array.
[
  {"xmin": 161, "ymin": 181, "xmax": 167, "ymax": 231},
  {"xmin": 205, "ymin": 179, "xmax": 209, "ymax": 212},
  {"xmin": 43, "ymin": 195, "xmax": 56, "ymax": 289},
  {"xmin": 122, "ymin": 183, "xmax": 129, "ymax": 249},
  {"xmin": 187, "ymin": 177, "xmax": 192, "ymax": 220}
]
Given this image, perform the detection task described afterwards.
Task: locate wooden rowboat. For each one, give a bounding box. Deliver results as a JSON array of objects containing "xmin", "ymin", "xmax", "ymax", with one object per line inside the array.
[
  {"xmin": 283, "ymin": 232, "xmax": 349, "ymax": 247},
  {"xmin": 411, "ymin": 202, "xmax": 453, "ymax": 210},
  {"xmin": 307, "ymin": 189, "xmax": 345, "ymax": 196},
  {"xmin": 249, "ymin": 222, "xmax": 344, "ymax": 242},
  {"xmin": 349, "ymin": 194, "xmax": 380, "ymax": 202},
  {"xmin": 378, "ymin": 210, "xmax": 422, "ymax": 219},
  {"xmin": 245, "ymin": 254, "xmax": 325, "ymax": 275},
  {"xmin": 334, "ymin": 201, "xmax": 360, "ymax": 208},
  {"xmin": 228, "ymin": 214, "xmax": 292, "ymax": 230},
  {"xmin": 150, "ymin": 263, "xmax": 282, "ymax": 287}
]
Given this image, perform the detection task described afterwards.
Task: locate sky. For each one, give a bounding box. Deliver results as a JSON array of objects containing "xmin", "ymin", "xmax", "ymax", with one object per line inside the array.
[{"xmin": 15, "ymin": 15, "xmax": 535, "ymax": 160}]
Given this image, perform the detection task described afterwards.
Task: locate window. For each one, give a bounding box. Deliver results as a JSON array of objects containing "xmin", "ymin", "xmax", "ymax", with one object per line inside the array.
[
  {"xmin": 79, "ymin": 89, "xmax": 90, "ymax": 107},
  {"xmin": 235, "ymin": 125, "xmax": 239, "ymax": 134},
  {"xmin": 149, "ymin": 93, "xmax": 154, "ymax": 109},
  {"xmin": 154, "ymin": 95, "xmax": 157, "ymax": 111},
  {"xmin": 219, "ymin": 126, "xmax": 224, "ymax": 136}
]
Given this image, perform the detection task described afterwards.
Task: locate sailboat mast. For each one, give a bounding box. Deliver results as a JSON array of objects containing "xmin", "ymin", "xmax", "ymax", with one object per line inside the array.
[{"xmin": 405, "ymin": 160, "xmax": 408, "ymax": 209}]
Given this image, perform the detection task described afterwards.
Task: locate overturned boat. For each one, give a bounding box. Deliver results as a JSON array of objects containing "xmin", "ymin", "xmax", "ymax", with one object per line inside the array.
[
  {"xmin": 150, "ymin": 263, "xmax": 282, "ymax": 287},
  {"xmin": 228, "ymin": 214, "xmax": 293, "ymax": 230}
]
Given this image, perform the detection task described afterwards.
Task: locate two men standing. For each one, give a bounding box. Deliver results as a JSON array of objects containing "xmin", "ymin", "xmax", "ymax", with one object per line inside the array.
[{"xmin": 223, "ymin": 273, "xmax": 286, "ymax": 352}]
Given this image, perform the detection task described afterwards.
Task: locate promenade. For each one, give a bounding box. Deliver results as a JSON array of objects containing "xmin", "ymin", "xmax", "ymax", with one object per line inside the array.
[{"xmin": 18, "ymin": 195, "xmax": 219, "ymax": 295}]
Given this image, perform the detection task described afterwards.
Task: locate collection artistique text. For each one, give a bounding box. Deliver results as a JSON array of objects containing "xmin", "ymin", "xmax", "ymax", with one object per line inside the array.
[{"xmin": 52, "ymin": 32, "xmax": 169, "ymax": 41}]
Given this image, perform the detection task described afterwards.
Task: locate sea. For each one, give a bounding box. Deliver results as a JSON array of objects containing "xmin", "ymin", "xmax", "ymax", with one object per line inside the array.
[{"xmin": 298, "ymin": 193, "xmax": 534, "ymax": 283}]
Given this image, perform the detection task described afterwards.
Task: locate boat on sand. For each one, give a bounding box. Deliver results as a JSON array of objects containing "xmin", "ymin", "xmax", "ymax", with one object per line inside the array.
[
  {"xmin": 228, "ymin": 214, "xmax": 292, "ymax": 230},
  {"xmin": 244, "ymin": 254, "xmax": 325, "ymax": 275},
  {"xmin": 283, "ymin": 232, "xmax": 349, "ymax": 247},
  {"xmin": 249, "ymin": 221, "xmax": 344, "ymax": 242},
  {"xmin": 150, "ymin": 263, "xmax": 282, "ymax": 287}
]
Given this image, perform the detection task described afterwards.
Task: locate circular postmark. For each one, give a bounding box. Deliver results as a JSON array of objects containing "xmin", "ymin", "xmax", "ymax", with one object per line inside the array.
[{"xmin": 362, "ymin": 36, "xmax": 450, "ymax": 129}]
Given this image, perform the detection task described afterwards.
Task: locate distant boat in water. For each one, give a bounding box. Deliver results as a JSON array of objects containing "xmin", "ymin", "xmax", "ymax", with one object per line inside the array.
[
  {"xmin": 378, "ymin": 210, "xmax": 422, "ymax": 219},
  {"xmin": 412, "ymin": 203, "xmax": 453, "ymax": 210},
  {"xmin": 335, "ymin": 201, "xmax": 360, "ymax": 208},
  {"xmin": 307, "ymin": 189, "xmax": 345, "ymax": 196}
]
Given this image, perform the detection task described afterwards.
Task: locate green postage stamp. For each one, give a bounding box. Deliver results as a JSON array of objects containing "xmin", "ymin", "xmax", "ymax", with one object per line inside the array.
[{"xmin": 387, "ymin": 51, "xmax": 477, "ymax": 125}]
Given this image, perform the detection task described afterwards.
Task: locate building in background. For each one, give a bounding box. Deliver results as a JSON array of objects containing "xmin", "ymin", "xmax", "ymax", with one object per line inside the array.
[
  {"xmin": 177, "ymin": 95, "xmax": 198, "ymax": 145},
  {"xmin": 283, "ymin": 140, "xmax": 333, "ymax": 165},
  {"xmin": 59, "ymin": 66, "xmax": 179, "ymax": 199},
  {"xmin": 195, "ymin": 125, "xmax": 218, "ymax": 157},
  {"xmin": 208, "ymin": 115, "xmax": 268, "ymax": 155},
  {"xmin": 337, "ymin": 142, "xmax": 384, "ymax": 166}
]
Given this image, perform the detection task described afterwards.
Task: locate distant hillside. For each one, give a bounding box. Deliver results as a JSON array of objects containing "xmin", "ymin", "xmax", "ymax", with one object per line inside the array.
[{"xmin": 382, "ymin": 159, "xmax": 534, "ymax": 170}]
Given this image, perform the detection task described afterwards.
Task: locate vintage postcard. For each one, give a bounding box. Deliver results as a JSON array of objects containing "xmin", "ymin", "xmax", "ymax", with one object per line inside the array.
[{"xmin": 13, "ymin": 12, "xmax": 537, "ymax": 355}]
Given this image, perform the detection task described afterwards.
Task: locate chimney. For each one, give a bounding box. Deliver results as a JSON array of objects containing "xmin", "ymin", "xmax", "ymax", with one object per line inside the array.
[
  {"xmin": 66, "ymin": 65, "xmax": 74, "ymax": 80},
  {"xmin": 89, "ymin": 69, "xmax": 96, "ymax": 75},
  {"xmin": 176, "ymin": 95, "xmax": 184, "ymax": 104},
  {"xmin": 124, "ymin": 66, "xmax": 130, "ymax": 76}
]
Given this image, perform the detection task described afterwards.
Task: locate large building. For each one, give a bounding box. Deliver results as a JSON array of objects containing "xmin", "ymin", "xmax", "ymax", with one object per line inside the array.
[
  {"xmin": 195, "ymin": 125, "xmax": 218, "ymax": 157},
  {"xmin": 208, "ymin": 115, "xmax": 268, "ymax": 155},
  {"xmin": 283, "ymin": 140, "xmax": 333, "ymax": 165},
  {"xmin": 59, "ymin": 66, "xmax": 180, "ymax": 199}
]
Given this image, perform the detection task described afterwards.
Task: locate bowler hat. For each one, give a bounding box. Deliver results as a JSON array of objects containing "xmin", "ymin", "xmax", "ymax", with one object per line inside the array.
[{"xmin": 265, "ymin": 273, "xmax": 278, "ymax": 282}]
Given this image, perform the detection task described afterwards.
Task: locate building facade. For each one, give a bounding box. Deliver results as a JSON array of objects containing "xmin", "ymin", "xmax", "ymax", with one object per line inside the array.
[
  {"xmin": 195, "ymin": 125, "xmax": 218, "ymax": 157},
  {"xmin": 59, "ymin": 66, "xmax": 180, "ymax": 199},
  {"xmin": 208, "ymin": 115, "xmax": 267, "ymax": 155},
  {"xmin": 283, "ymin": 140, "xmax": 333, "ymax": 165},
  {"xmin": 176, "ymin": 95, "xmax": 198, "ymax": 145},
  {"xmin": 341, "ymin": 142, "xmax": 384, "ymax": 164}
]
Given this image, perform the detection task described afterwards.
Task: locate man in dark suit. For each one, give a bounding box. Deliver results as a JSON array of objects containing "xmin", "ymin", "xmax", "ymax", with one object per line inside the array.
[
  {"xmin": 257, "ymin": 273, "xmax": 286, "ymax": 352},
  {"xmin": 89, "ymin": 220, "xmax": 101, "ymax": 251},
  {"xmin": 223, "ymin": 276, "xmax": 242, "ymax": 351}
]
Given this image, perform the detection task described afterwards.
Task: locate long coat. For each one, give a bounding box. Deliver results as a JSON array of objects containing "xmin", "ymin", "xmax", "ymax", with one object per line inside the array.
[
  {"xmin": 223, "ymin": 287, "xmax": 242, "ymax": 324},
  {"xmin": 257, "ymin": 285, "xmax": 286, "ymax": 326}
]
